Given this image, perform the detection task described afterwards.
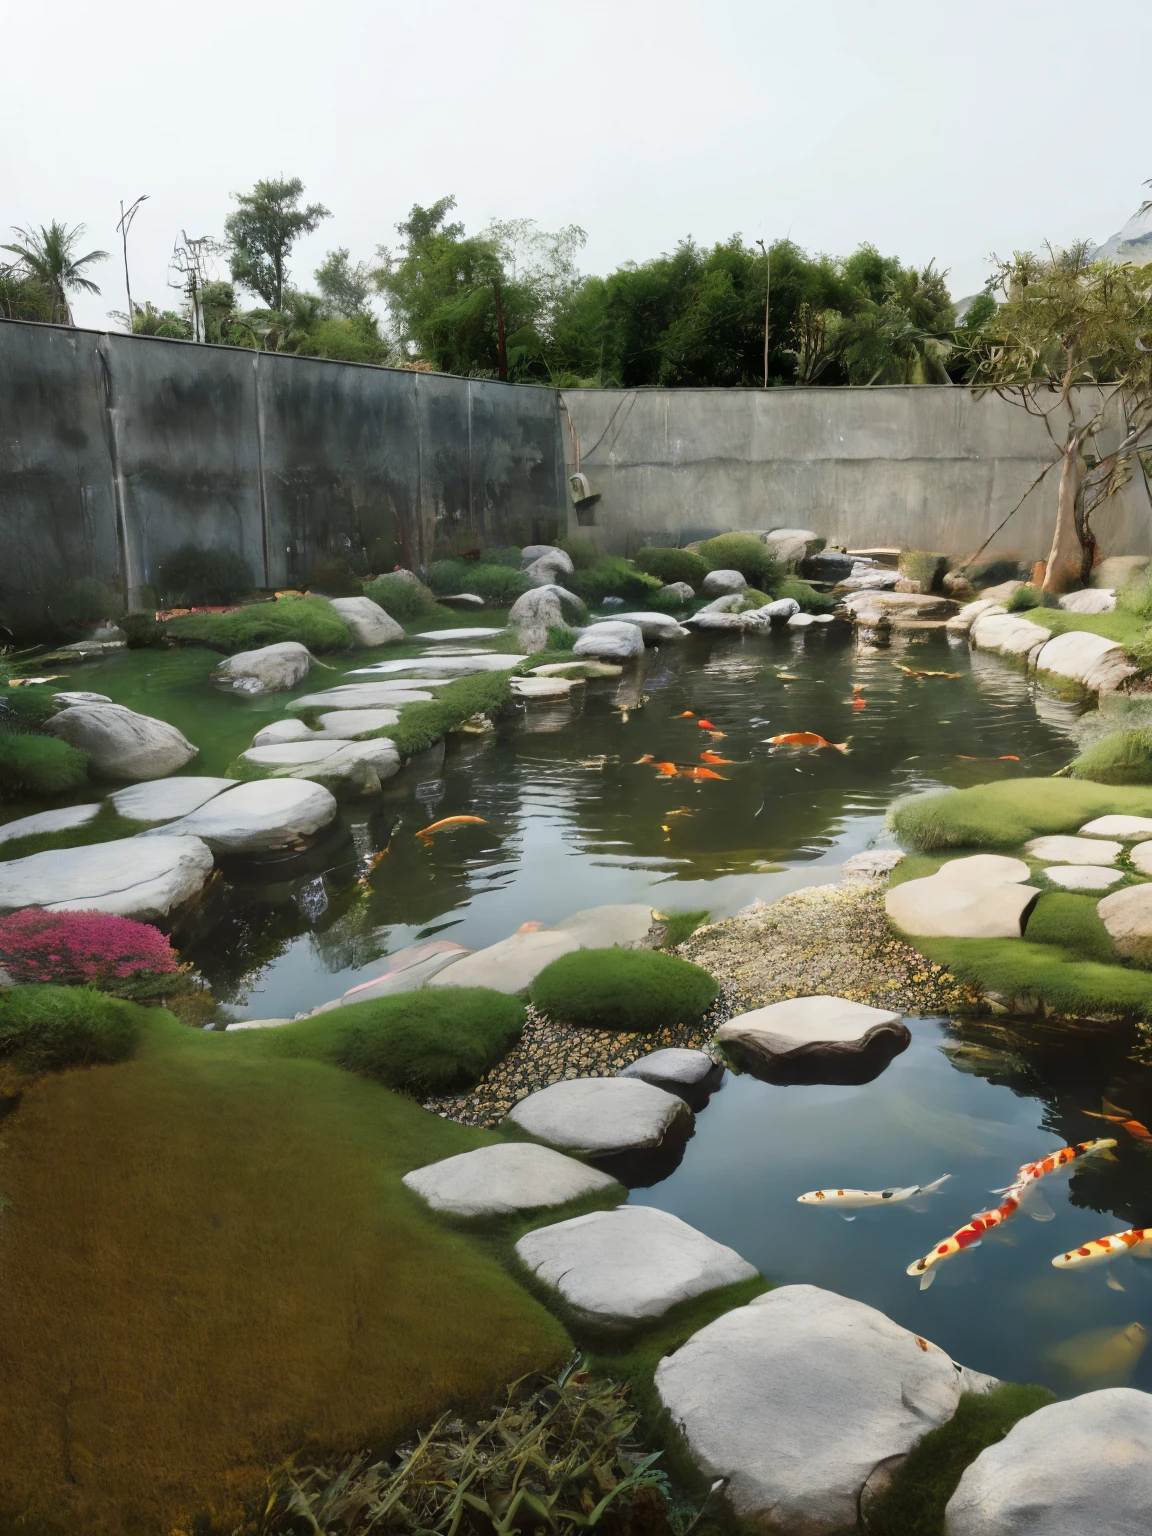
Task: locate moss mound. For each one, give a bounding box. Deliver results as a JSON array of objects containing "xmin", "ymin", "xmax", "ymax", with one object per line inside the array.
[
  {"xmin": 1006, "ymin": 584, "xmax": 1058, "ymax": 613},
  {"xmin": 570, "ymin": 557, "xmax": 660, "ymax": 607},
  {"xmin": 478, "ymin": 546, "xmax": 523, "ymax": 568},
  {"xmin": 427, "ymin": 560, "xmax": 530, "ymax": 606},
  {"xmin": 775, "ymin": 576, "xmax": 837, "ymax": 612},
  {"xmin": 555, "ymin": 537, "xmax": 600, "ymax": 571},
  {"xmin": 1023, "ymin": 892, "xmax": 1117, "ymax": 963},
  {"xmin": 164, "ymin": 595, "xmax": 351, "ymax": 653},
  {"xmin": 362, "ymin": 572, "xmax": 442, "ymax": 623},
  {"xmin": 864, "ymin": 1384, "xmax": 1055, "ymax": 1536},
  {"xmin": 888, "ymin": 779, "xmax": 1152, "ymax": 851},
  {"xmin": 633, "ymin": 547, "xmax": 710, "ymax": 588},
  {"xmin": 532, "ymin": 947, "xmax": 718, "ymax": 1030},
  {"xmin": 385, "ymin": 671, "xmax": 512, "ymax": 757},
  {"xmin": 897, "ymin": 551, "xmax": 948, "ymax": 592},
  {"xmin": 0, "ymin": 727, "xmax": 88, "ymax": 800},
  {"xmin": 1069, "ymin": 730, "xmax": 1152, "ymax": 785},
  {"xmin": 915, "ymin": 935, "xmax": 1152, "ymax": 1019},
  {"xmin": 698, "ymin": 533, "xmax": 783, "ymax": 590},
  {"xmin": 0, "ymin": 984, "xmax": 142, "ymax": 1074}
]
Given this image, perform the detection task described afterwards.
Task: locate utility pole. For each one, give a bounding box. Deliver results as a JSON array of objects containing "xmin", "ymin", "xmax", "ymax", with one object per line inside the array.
[
  {"xmin": 116, "ymin": 195, "xmax": 149, "ymax": 332},
  {"xmin": 755, "ymin": 237, "xmax": 770, "ymax": 388}
]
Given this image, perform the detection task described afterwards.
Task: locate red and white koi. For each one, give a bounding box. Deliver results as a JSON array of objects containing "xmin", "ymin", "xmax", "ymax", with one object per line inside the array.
[
  {"xmin": 799, "ymin": 1175, "xmax": 950, "ymax": 1214},
  {"xmin": 1004, "ymin": 1138, "xmax": 1118, "ymax": 1197},
  {"xmin": 1052, "ymin": 1227, "xmax": 1152, "ymax": 1272}
]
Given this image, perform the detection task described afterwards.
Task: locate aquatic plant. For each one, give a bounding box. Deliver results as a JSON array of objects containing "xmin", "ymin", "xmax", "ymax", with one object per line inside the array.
[
  {"xmin": 888, "ymin": 779, "xmax": 1152, "ymax": 851},
  {"xmin": 1068, "ymin": 730, "xmax": 1152, "ymax": 785},
  {"xmin": 633, "ymin": 547, "xmax": 710, "ymax": 589},
  {"xmin": 532, "ymin": 948, "xmax": 718, "ymax": 1030},
  {"xmin": 427, "ymin": 559, "xmax": 532, "ymax": 605},
  {"xmin": 0, "ymin": 982, "xmax": 143, "ymax": 1073},
  {"xmin": 697, "ymin": 534, "xmax": 782, "ymax": 591},
  {"xmin": 0, "ymin": 908, "xmax": 180, "ymax": 992},
  {"xmin": 155, "ymin": 543, "xmax": 254, "ymax": 607},
  {"xmin": 0, "ymin": 727, "xmax": 88, "ymax": 800},
  {"xmin": 362, "ymin": 572, "xmax": 443, "ymax": 622},
  {"xmin": 164, "ymin": 595, "xmax": 351, "ymax": 653},
  {"xmin": 264, "ymin": 1362, "xmax": 668, "ymax": 1536}
]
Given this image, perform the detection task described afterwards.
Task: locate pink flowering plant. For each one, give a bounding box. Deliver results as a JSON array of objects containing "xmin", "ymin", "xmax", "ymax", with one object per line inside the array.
[{"xmin": 0, "ymin": 908, "xmax": 181, "ymax": 996}]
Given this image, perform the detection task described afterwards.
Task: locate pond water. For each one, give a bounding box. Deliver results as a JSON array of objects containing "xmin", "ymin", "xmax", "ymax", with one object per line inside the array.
[{"xmin": 21, "ymin": 617, "xmax": 1152, "ymax": 1393}]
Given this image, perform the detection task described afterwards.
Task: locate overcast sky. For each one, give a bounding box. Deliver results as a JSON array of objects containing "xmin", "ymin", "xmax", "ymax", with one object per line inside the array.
[{"xmin": 6, "ymin": 0, "xmax": 1151, "ymax": 333}]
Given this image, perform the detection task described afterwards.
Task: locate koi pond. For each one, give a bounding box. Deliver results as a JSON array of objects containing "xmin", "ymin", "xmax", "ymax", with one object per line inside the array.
[{"xmin": 16, "ymin": 617, "xmax": 1152, "ymax": 1396}]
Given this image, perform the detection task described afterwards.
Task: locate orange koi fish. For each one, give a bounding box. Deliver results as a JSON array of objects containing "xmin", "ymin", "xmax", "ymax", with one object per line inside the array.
[
  {"xmin": 766, "ymin": 732, "xmax": 850, "ymax": 753},
  {"xmin": 851, "ymin": 684, "xmax": 866, "ymax": 694},
  {"xmin": 415, "ymin": 815, "xmax": 488, "ymax": 840},
  {"xmin": 852, "ymin": 697, "xmax": 867, "ymax": 710},
  {"xmin": 655, "ymin": 761, "xmax": 679, "ymax": 776},
  {"xmin": 700, "ymin": 751, "xmax": 733, "ymax": 764},
  {"xmin": 698, "ymin": 719, "xmax": 717, "ymax": 730},
  {"xmin": 895, "ymin": 664, "xmax": 962, "ymax": 679},
  {"xmin": 1000, "ymin": 755, "xmax": 1020, "ymax": 762},
  {"xmin": 1009, "ymin": 1138, "xmax": 1118, "ymax": 1193},
  {"xmin": 1084, "ymin": 1102, "xmax": 1152, "ymax": 1143},
  {"xmin": 907, "ymin": 1191, "xmax": 1022, "ymax": 1290},
  {"xmin": 677, "ymin": 711, "xmax": 696, "ymax": 718},
  {"xmin": 634, "ymin": 754, "xmax": 655, "ymax": 764},
  {"xmin": 1053, "ymin": 1227, "xmax": 1152, "ymax": 1272},
  {"xmin": 685, "ymin": 767, "xmax": 725, "ymax": 780}
]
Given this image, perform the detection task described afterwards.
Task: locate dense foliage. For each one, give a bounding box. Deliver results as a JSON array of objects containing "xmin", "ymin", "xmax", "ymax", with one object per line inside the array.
[
  {"xmin": 0, "ymin": 983, "xmax": 142, "ymax": 1072},
  {"xmin": 0, "ymin": 728, "xmax": 88, "ymax": 800},
  {"xmin": 532, "ymin": 947, "xmax": 718, "ymax": 1030},
  {"xmin": 156, "ymin": 544, "xmax": 254, "ymax": 607},
  {"xmin": 362, "ymin": 572, "xmax": 442, "ymax": 623},
  {"xmin": 0, "ymin": 909, "xmax": 180, "ymax": 991},
  {"xmin": 697, "ymin": 534, "xmax": 782, "ymax": 590},
  {"xmin": 427, "ymin": 560, "xmax": 531, "ymax": 605},
  {"xmin": 164, "ymin": 595, "xmax": 350, "ymax": 653},
  {"xmin": 633, "ymin": 547, "xmax": 710, "ymax": 588}
]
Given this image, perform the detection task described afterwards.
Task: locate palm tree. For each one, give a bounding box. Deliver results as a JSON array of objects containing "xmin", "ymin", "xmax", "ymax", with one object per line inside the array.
[{"xmin": 0, "ymin": 221, "xmax": 108, "ymax": 325}]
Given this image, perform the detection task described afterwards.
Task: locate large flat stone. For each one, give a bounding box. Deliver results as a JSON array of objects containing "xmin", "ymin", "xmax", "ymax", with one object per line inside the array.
[
  {"xmin": 427, "ymin": 927, "xmax": 582, "ymax": 993},
  {"xmin": 1131, "ymin": 841, "xmax": 1152, "ymax": 876},
  {"xmin": 589, "ymin": 612, "xmax": 689, "ymax": 642},
  {"xmin": 970, "ymin": 610, "xmax": 1051, "ymax": 660},
  {"xmin": 340, "ymin": 941, "xmax": 472, "ymax": 1002},
  {"xmin": 1043, "ymin": 865, "xmax": 1123, "ymax": 891},
  {"xmin": 886, "ymin": 875, "xmax": 1039, "ymax": 938},
  {"xmin": 0, "ymin": 803, "xmax": 100, "ymax": 846},
  {"xmin": 573, "ymin": 622, "xmax": 645, "ymax": 660},
  {"xmin": 945, "ymin": 1387, "xmax": 1152, "ymax": 1536},
  {"xmin": 505, "ymin": 1076, "xmax": 691, "ymax": 1156},
  {"xmin": 403, "ymin": 1142, "xmax": 616, "ymax": 1217},
  {"xmin": 619, "ymin": 1048, "xmax": 719, "ymax": 1087},
  {"xmin": 552, "ymin": 903, "xmax": 658, "ymax": 947},
  {"xmin": 109, "ymin": 776, "xmax": 234, "ymax": 822},
  {"xmin": 138, "ymin": 779, "xmax": 337, "ymax": 852},
  {"xmin": 510, "ymin": 676, "xmax": 583, "ymax": 699},
  {"xmin": 1081, "ymin": 816, "xmax": 1152, "ymax": 839},
  {"xmin": 655, "ymin": 1285, "xmax": 963, "ymax": 1531},
  {"xmin": 417, "ymin": 628, "xmax": 503, "ymax": 640},
  {"xmin": 289, "ymin": 683, "xmax": 440, "ymax": 711},
  {"xmin": 0, "ymin": 835, "xmax": 213, "ymax": 919},
  {"xmin": 328, "ymin": 596, "xmax": 404, "ymax": 647},
  {"xmin": 42, "ymin": 703, "xmax": 198, "ymax": 781},
  {"xmin": 348, "ymin": 655, "xmax": 524, "ymax": 677},
  {"xmin": 716, "ymin": 996, "xmax": 908, "ymax": 1073},
  {"xmin": 1035, "ymin": 628, "xmax": 1137, "ymax": 692},
  {"xmin": 251, "ymin": 719, "xmax": 319, "ymax": 746},
  {"xmin": 316, "ymin": 708, "xmax": 401, "ymax": 736},
  {"xmin": 213, "ymin": 641, "xmax": 313, "ymax": 695},
  {"xmin": 515, "ymin": 1205, "xmax": 756, "ymax": 1327},
  {"xmin": 1026, "ymin": 834, "xmax": 1122, "ymax": 865},
  {"xmin": 934, "ymin": 854, "xmax": 1032, "ymax": 885},
  {"xmin": 1097, "ymin": 884, "xmax": 1152, "ymax": 964}
]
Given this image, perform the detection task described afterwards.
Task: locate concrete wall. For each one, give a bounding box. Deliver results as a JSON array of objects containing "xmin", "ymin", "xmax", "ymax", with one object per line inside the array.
[
  {"xmin": 559, "ymin": 385, "xmax": 1152, "ymax": 561},
  {"xmin": 0, "ymin": 322, "xmax": 566, "ymax": 634}
]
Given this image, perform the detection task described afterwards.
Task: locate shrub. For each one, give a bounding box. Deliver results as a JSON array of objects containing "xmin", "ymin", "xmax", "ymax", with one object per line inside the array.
[
  {"xmin": 532, "ymin": 947, "xmax": 718, "ymax": 1030},
  {"xmin": 164, "ymin": 595, "xmax": 351, "ymax": 653},
  {"xmin": 50, "ymin": 578, "xmax": 120, "ymax": 629},
  {"xmin": 479, "ymin": 546, "xmax": 523, "ymax": 568},
  {"xmin": 155, "ymin": 544, "xmax": 253, "ymax": 607},
  {"xmin": 362, "ymin": 572, "xmax": 442, "ymax": 623},
  {"xmin": 327, "ymin": 987, "xmax": 525, "ymax": 1094},
  {"xmin": 1117, "ymin": 569, "xmax": 1152, "ymax": 620},
  {"xmin": 0, "ymin": 909, "xmax": 180, "ymax": 992},
  {"xmin": 1024, "ymin": 892, "xmax": 1117, "ymax": 963},
  {"xmin": 556, "ymin": 537, "xmax": 601, "ymax": 571},
  {"xmin": 773, "ymin": 577, "xmax": 837, "ymax": 613},
  {"xmin": 0, "ymin": 684, "xmax": 58, "ymax": 731},
  {"xmin": 634, "ymin": 546, "xmax": 710, "ymax": 588},
  {"xmin": 888, "ymin": 778, "xmax": 1152, "ymax": 851},
  {"xmin": 427, "ymin": 560, "xmax": 531, "ymax": 606},
  {"xmin": 969, "ymin": 558, "xmax": 1023, "ymax": 590},
  {"xmin": 122, "ymin": 610, "xmax": 165, "ymax": 647},
  {"xmin": 698, "ymin": 534, "xmax": 783, "ymax": 590},
  {"xmin": 0, "ymin": 728, "xmax": 88, "ymax": 800},
  {"xmin": 0, "ymin": 983, "xmax": 143, "ymax": 1072},
  {"xmin": 307, "ymin": 559, "xmax": 363, "ymax": 596},
  {"xmin": 570, "ymin": 558, "xmax": 660, "ymax": 606},
  {"xmin": 647, "ymin": 586, "xmax": 690, "ymax": 613},
  {"xmin": 1069, "ymin": 730, "xmax": 1152, "ymax": 785},
  {"xmin": 1006, "ymin": 585, "xmax": 1058, "ymax": 613}
]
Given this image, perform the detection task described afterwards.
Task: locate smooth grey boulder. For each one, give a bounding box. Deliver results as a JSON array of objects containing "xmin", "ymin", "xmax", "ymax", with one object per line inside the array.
[
  {"xmin": 213, "ymin": 641, "xmax": 314, "ymax": 695},
  {"xmin": 573, "ymin": 622, "xmax": 645, "ymax": 661},
  {"xmin": 0, "ymin": 803, "xmax": 100, "ymax": 846},
  {"xmin": 505, "ymin": 1076, "xmax": 691, "ymax": 1156},
  {"xmin": 52, "ymin": 691, "xmax": 112, "ymax": 706},
  {"xmin": 701, "ymin": 569, "xmax": 747, "ymax": 595},
  {"xmin": 945, "ymin": 1387, "xmax": 1152, "ymax": 1536},
  {"xmin": 1058, "ymin": 587, "xmax": 1116, "ymax": 614},
  {"xmin": 716, "ymin": 996, "xmax": 909, "ymax": 1078},
  {"xmin": 0, "ymin": 835, "xmax": 213, "ymax": 919},
  {"xmin": 658, "ymin": 581, "xmax": 696, "ymax": 603},
  {"xmin": 840, "ymin": 567, "xmax": 901, "ymax": 591},
  {"xmin": 1035, "ymin": 629, "xmax": 1136, "ymax": 693},
  {"xmin": 42, "ymin": 703, "xmax": 197, "ymax": 781},
  {"xmin": 695, "ymin": 593, "xmax": 745, "ymax": 615},
  {"xmin": 1097, "ymin": 883, "xmax": 1152, "ymax": 963},
  {"xmin": 252, "ymin": 719, "xmax": 321, "ymax": 746},
  {"xmin": 138, "ymin": 779, "xmax": 337, "ymax": 852},
  {"xmin": 521, "ymin": 544, "xmax": 569, "ymax": 568},
  {"xmin": 507, "ymin": 585, "xmax": 584, "ymax": 651},
  {"xmin": 110, "ymin": 776, "xmax": 234, "ymax": 822},
  {"xmin": 655, "ymin": 1285, "xmax": 963, "ymax": 1532},
  {"xmin": 290, "ymin": 683, "xmax": 439, "ymax": 711},
  {"xmin": 515, "ymin": 1205, "xmax": 756, "ymax": 1327},
  {"xmin": 525, "ymin": 551, "xmax": 575, "ymax": 585},
  {"xmin": 340, "ymin": 941, "xmax": 472, "ymax": 1003},
  {"xmin": 1091, "ymin": 555, "xmax": 1148, "ymax": 590},
  {"xmin": 237, "ymin": 737, "xmax": 401, "ymax": 795},
  {"xmin": 763, "ymin": 528, "xmax": 819, "ymax": 567},
  {"xmin": 404, "ymin": 1143, "xmax": 617, "ymax": 1217},
  {"xmin": 328, "ymin": 596, "xmax": 404, "ymax": 647},
  {"xmin": 762, "ymin": 597, "xmax": 801, "ymax": 620},
  {"xmin": 590, "ymin": 612, "xmax": 689, "ymax": 642},
  {"xmin": 970, "ymin": 610, "xmax": 1051, "ymax": 662},
  {"xmin": 619, "ymin": 1049, "xmax": 720, "ymax": 1104}
]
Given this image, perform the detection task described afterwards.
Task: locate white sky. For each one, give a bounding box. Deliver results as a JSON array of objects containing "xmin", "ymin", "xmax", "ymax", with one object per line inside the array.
[{"xmin": 5, "ymin": 0, "xmax": 1151, "ymax": 333}]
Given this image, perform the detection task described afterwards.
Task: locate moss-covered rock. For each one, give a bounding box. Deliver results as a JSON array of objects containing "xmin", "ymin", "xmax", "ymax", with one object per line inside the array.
[
  {"xmin": 897, "ymin": 551, "xmax": 949, "ymax": 592},
  {"xmin": 1069, "ymin": 730, "xmax": 1152, "ymax": 785},
  {"xmin": 570, "ymin": 558, "xmax": 661, "ymax": 606},
  {"xmin": 633, "ymin": 547, "xmax": 710, "ymax": 588},
  {"xmin": 773, "ymin": 577, "xmax": 837, "ymax": 613},
  {"xmin": 697, "ymin": 534, "xmax": 782, "ymax": 591},
  {"xmin": 531, "ymin": 947, "xmax": 718, "ymax": 1030},
  {"xmin": 164, "ymin": 596, "xmax": 351, "ymax": 654}
]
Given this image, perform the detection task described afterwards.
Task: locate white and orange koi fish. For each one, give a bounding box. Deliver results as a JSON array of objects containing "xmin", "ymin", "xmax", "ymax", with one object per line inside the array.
[
  {"xmin": 1052, "ymin": 1228, "xmax": 1152, "ymax": 1272},
  {"xmin": 1006, "ymin": 1138, "xmax": 1118, "ymax": 1195},
  {"xmin": 906, "ymin": 1191, "xmax": 1022, "ymax": 1290},
  {"xmin": 799, "ymin": 1175, "xmax": 950, "ymax": 1218}
]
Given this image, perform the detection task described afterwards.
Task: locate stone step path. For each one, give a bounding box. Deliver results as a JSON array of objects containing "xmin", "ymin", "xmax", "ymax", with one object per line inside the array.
[
  {"xmin": 0, "ymin": 835, "xmax": 214, "ymax": 920},
  {"xmin": 137, "ymin": 779, "xmax": 337, "ymax": 853},
  {"xmin": 403, "ymin": 1142, "xmax": 616, "ymax": 1217},
  {"xmin": 349, "ymin": 655, "xmax": 526, "ymax": 677},
  {"xmin": 504, "ymin": 1076, "xmax": 691, "ymax": 1157},
  {"xmin": 110, "ymin": 777, "xmax": 234, "ymax": 821},
  {"xmin": 425, "ymin": 904, "xmax": 659, "ymax": 994},
  {"xmin": 0, "ymin": 803, "xmax": 101, "ymax": 846},
  {"xmin": 716, "ymin": 996, "xmax": 910, "ymax": 1081}
]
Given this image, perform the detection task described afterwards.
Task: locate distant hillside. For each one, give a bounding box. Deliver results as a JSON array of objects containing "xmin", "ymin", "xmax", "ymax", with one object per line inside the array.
[{"xmin": 1091, "ymin": 205, "xmax": 1152, "ymax": 264}]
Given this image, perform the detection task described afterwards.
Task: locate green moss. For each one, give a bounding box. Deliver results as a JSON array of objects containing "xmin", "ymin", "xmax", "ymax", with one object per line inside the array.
[
  {"xmin": 164, "ymin": 596, "xmax": 351, "ymax": 654},
  {"xmin": 570, "ymin": 557, "xmax": 660, "ymax": 606},
  {"xmin": 737, "ymin": 587, "xmax": 772, "ymax": 611},
  {"xmin": 888, "ymin": 778, "xmax": 1152, "ymax": 851},
  {"xmin": 362, "ymin": 572, "xmax": 443, "ymax": 623},
  {"xmin": 633, "ymin": 547, "xmax": 710, "ymax": 588},
  {"xmin": 1023, "ymin": 892, "xmax": 1117, "ymax": 963},
  {"xmin": 1006, "ymin": 584, "xmax": 1058, "ymax": 612},
  {"xmin": 647, "ymin": 586, "xmax": 690, "ymax": 613},
  {"xmin": 913, "ymin": 935, "xmax": 1152, "ymax": 1018},
  {"xmin": 0, "ymin": 803, "xmax": 145, "ymax": 862},
  {"xmin": 1070, "ymin": 730, "xmax": 1152, "ymax": 784},
  {"xmin": 1034, "ymin": 606, "xmax": 1148, "ymax": 650},
  {"xmin": 427, "ymin": 560, "xmax": 531, "ymax": 606},
  {"xmin": 0, "ymin": 728, "xmax": 88, "ymax": 801},
  {"xmin": 0, "ymin": 983, "xmax": 143, "ymax": 1074},
  {"xmin": 897, "ymin": 552, "xmax": 949, "ymax": 592},
  {"xmin": 0, "ymin": 685, "xmax": 59, "ymax": 731},
  {"xmin": 774, "ymin": 576, "xmax": 837, "ymax": 612},
  {"xmin": 659, "ymin": 909, "xmax": 712, "ymax": 948},
  {"xmin": 478, "ymin": 546, "xmax": 523, "ymax": 568},
  {"xmin": 863, "ymin": 1384, "xmax": 1055, "ymax": 1536},
  {"xmin": 382, "ymin": 670, "xmax": 513, "ymax": 757},
  {"xmin": 532, "ymin": 947, "xmax": 719, "ymax": 1029},
  {"xmin": 556, "ymin": 537, "xmax": 601, "ymax": 571},
  {"xmin": 698, "ymin": 534, "xmax": 783, "ymax": 590}
]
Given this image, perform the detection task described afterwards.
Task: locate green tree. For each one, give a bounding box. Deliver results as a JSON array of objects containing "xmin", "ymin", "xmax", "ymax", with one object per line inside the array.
[
  {"xmin": 0, "ymin": 266, "xmax": 53, "ymax": 321},
  {"xmin": 835, "ymin": 261, "xmax": 956, "ymax": 384},
  {"xmin": 224, "ymin": 178, "xmax": 330, "ymax": 310},
  {"xmin": 315, "ymin": 248, "xmax": 374, "ymax": 318},
  {"xmin": 129, "ymin": 301, "xmax": 190, "ymax": 338},
  {"xmin": 0, "ymin": 221, "xmax": 108, "ymax": 325}
]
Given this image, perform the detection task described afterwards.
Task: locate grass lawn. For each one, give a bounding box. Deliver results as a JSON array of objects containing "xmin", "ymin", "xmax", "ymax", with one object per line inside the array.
[
  {"xmin": 0, "ymin": 1010, "xmax": 570, "ymax": 1535},
  {"xmin": 888, "ymin": 778, "xmax": 1152, "ymax": 851},
  {"xmin": 1029, "ymin": 607, "xmax": 1148, "ymax": 650}
]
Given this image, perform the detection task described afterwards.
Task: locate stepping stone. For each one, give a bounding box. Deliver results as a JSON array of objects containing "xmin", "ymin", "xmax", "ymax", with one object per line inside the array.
[
  {"xmin": 1043, "ymin": 865, "xmax": 1124, "ymax": 891},
  {"xmin": 945, "ymin": 1388, "xmax": 1152, "ymax": 1536},
  {"xmin": 138, "ymin": 779, "xmax": 337, "ymax": 853},
  {"xmin": 403, "ymin": 1142, "xmax": 616, "ymax": 1217},
  {"xmin": 252, "ymin": 719, "xmax": 320, "ymax": 746},
  {"xmin": 716, "ymin": 996, "xmax": 909, "ymax": 1077},
  {"xmin": 0, "ymin": 803, "xmax": 100, "ymax": 846},
  {"xmin": 0, "ymin": 835, "xmax": 213, "ymax": 920},
  {"xmin": 213, "ymin": 641, "xmax": 313, "ymax": 695},
  {"xmin": 654, "ymin": 1285, "xmax": 964, "ymax": 1531},
  {"xmin": 1081, "ymin": 816, "xmax": 1152, "ymax": 839},
  {"xmin": 572, "ymin": 622, "xmax": 645, "ymax": 661},
  {"xmin": 289, "ymin": 683, "xmax": 439, "ymax": 711},
  {"xmin": 52, "ymin": 690, "xmax": 112, "ymax": 706},
  {"xmin": 417, "ymin": 628, "xmax": 503, "ymax": 640},
  {"xmin": 970, "ymin": 610, "xmax": 1051, "ymax": 661},
  {"xmin": 110, "ymin": 776, "xmax": 234, "ymax": 822},
  {"xmin": 1026, "ymin": 835, "xmax": 1122, "ymax": 866},
  {"xmin": 428, "ymin": 927, "xmax": 582, "ymax": 994},
  {"xmin": 237, "ymin": 738, "xmax": 400, "ymax": 794},
  {"xmin": 619, "ymin": 1048, "xmax": 721, "ymax": 1103},
  {"xmin": 515, "ymin": 1205, "xmax": 757, "ymax": 1327},
  {"xmin": 316, "ymin": 708, "xmax": 400, "ymax": 736},
  {"xmin": 589, "ymin": 612, "xmax": 689, "ymax": 641},
  {"xmin": 788, "ymin": 613, "xmax": 817, "ymax": 628},
  {"xmin": 349, "ymin": 655, "xmax": 524, "ymax": 677},
  {"xmin": 510, "ymin": 676, "xmax": 583, "ymax": 699},
  {"xmin": 436, "ymin": 593, "xmax": 484, "ymax": 606},
  {"xmin": 532, "ymin": 661, "xmax": 622, "ymax": 677},
  {"xmin": 1035, "ymin": 630, "xmax": 1136, "ymax": 692},
  {"xmin": 762, "ymin": 597, "xmax": 799, "ymax": 619},
  {"xmin": 1132, "ymin": 841, "xmax": 1152, "ymax": 876},
  {"xmin": 886, "ymin": 855, "xmax": 1039, "ymax": 939},
  {"xmin": 505, "ymin": 1077, "xmax": 691, "ymax": 1156},
  {"xmin": 937, "ymin": 854, "xmax": 1032, "ymax": 884},
  {"xmin": 328, "ymin": 596, "xmax": 403, "ymax": 647},
  {"xmin": 1097, "ymin": 885, "xmax": 1152, "ymax": 963},
  {"xmin": 551, "ymin": 903, "xmax": 659, "ymax": 947},
  {"xmin": 421, "ymin": 648, "xmax": 495, "ymax": 657},
  {"xmin": 42, "ymin": 702, "xmax": 197, "ymax": 781},
  {"xmin": 340, "ymin": 941, "xmax": 471, "ymax": 1002}
]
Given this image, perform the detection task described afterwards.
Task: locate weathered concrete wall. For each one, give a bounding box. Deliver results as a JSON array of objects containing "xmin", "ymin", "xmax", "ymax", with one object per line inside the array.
[
  {"xmin": 559, "ymin": 385, "xmax": 1152, "ymax": 561},
  {"xmin": 0, "ymin": 322, "xmax": 565, "ymax": 634}
]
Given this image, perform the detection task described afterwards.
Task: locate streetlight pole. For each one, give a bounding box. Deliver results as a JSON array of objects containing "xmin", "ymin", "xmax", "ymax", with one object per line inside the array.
[
  {"xmin": 117, "ymin": 195, "xmax": 149, "ymax": 331},
  {"xmin": 755, "ymin": 237, "xmax": 770, "ymax": 388}
]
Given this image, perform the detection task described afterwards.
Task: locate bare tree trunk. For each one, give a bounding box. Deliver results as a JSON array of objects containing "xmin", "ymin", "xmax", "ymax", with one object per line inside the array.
[{"xmin": 1042, "ymin": 444, "xmax": 1087, "ymax": 592}]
